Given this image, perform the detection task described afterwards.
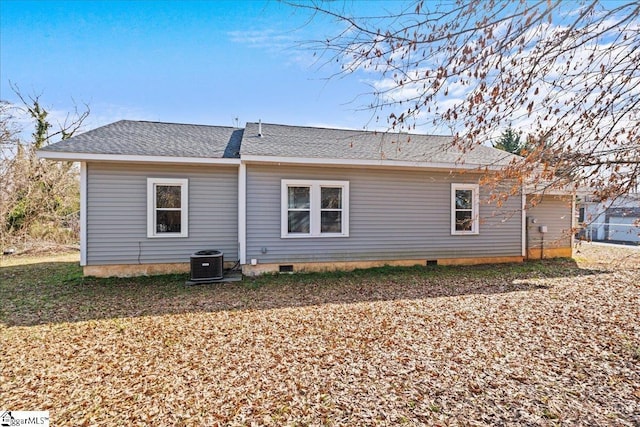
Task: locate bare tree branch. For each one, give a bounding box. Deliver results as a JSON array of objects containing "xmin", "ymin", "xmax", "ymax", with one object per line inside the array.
[
  {"xmin": 1, "ymin": 88, "xmax": 89, "ymax": 250},
  {"xmin": 289, "ymin": 0, "xmax": 640, "ymax": 201}
]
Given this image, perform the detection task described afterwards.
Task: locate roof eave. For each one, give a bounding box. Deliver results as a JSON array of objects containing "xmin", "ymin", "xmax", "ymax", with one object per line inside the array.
[
  {"xmin": 36, "ymin": 151, "xmax": 241, "ymax": 165},
  {"xmin": 240, "ymin": 154, "xmax": 505, "ymax": 171}
]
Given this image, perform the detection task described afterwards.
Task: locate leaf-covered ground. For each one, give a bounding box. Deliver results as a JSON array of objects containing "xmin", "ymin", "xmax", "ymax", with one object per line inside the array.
[{"xmin": 1, "ymin": 244, "xmax": 638, "ymax": 426}]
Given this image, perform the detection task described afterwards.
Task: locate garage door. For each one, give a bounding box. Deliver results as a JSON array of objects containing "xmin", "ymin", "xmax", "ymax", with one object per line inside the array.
[{"xmin": 608, "ymin": 216, "xmax": 640, "ymax": 243}]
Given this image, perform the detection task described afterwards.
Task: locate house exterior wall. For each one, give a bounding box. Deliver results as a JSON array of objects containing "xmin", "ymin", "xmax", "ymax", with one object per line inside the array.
[
  {"xmin": 526, "ymin": 194, "xmax": 573, "ymax": 258},
  {"xmin": 245, "ymin": 164, "xmax": 523, "ymax": 271},
  {"xmin": 86, "ymin": 162, "xmax": 238, "ymax": 268}
]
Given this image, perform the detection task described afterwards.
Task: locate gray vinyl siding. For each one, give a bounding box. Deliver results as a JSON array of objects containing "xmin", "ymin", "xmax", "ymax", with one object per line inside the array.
[
  {"xmin": 526, "ymin": 195, "xmax": 573, "ymax": 248},
  {"xmin": 246, "ymin": 165, "xmax": 523, "ymax": 264},
  {"xmin": 86, "ymin": 162, "xmax": 238, "ymax": 265}
]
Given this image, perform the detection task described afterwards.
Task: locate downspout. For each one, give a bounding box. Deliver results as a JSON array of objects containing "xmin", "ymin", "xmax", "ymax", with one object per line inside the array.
[
  {"xmin": 522, "ymin": 191, "xmax": 527, "ymax": 260},
  {"xmin": 525, "ymin": 218, "xmax": 530, "ymax": 260},
  {"xmin": 80, "ymin": 162, "xmax": 87, "ymax": 267},
  {"xmin": 571, "ymin": 193, "xmax": 576, "ymax": 251},
  {"xmin": 238, "ymin": 162, "xmax": 247, "ymax": 265}
]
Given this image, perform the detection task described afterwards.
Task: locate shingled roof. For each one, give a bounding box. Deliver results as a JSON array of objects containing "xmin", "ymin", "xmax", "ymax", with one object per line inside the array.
[
  {"xmin": 39, "ymin": 119, "xmax": 517, "ymax": 167},
  {"xmin": 39, "ymin": 120, "xmax": 242, "ymax": 159},
  {"xmin": 240, "ymin": 122, "xmax": 516, "ymax": 166}
]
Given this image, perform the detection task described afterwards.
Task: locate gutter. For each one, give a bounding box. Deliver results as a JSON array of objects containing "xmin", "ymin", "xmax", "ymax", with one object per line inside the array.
[
  {"xmin": 240, "ymin": 154, "xmax": 508, "ymax": 172},
  {"xmin": 36, "ymin": 151, "xmax": 241, "ymax": 165}
]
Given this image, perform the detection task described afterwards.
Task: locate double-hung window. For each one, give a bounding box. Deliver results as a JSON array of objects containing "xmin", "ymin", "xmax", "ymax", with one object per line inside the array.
[
  {"xmin": 286, "ymin": 186, "xmax": 311, "ymax": 234},
  {"xmin": 281, "ymin": 180, "xmax": 349, "ymax": 238},
  {"xmin": 147, "ymin": 178, "xmax": 188, "ymax": 238},
  {"xmin": 451, "ymin": 183, "xmax": 479, "ymax": 235}
]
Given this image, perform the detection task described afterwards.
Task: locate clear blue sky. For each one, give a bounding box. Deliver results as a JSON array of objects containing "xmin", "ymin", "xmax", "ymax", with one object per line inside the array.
[{"xmin": 0, "ymin": 0, "xmax": 404, "ymax": 134}]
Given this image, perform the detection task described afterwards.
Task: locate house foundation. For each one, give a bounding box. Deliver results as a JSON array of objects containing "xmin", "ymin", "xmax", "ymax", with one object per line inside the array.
[
  {"xmin": 83, "ymin": 261, "xmax": 237, "ymax": 278},
  {"xmin": 241, "ymin": 256, "xmax": 526, "ymax": 276},
  {"xmin": 526, "ymin": 247, "xmax": 573, "ymax": 260}
]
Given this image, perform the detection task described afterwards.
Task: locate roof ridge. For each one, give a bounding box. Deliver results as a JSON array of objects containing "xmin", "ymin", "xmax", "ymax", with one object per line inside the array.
[
  {"xmin": 245, "ymin": 121, "xmax": 452, "ymax": 138},
  {"xmin": 122, "ymin": 119, "xmax": 240, "ymax": 130}
]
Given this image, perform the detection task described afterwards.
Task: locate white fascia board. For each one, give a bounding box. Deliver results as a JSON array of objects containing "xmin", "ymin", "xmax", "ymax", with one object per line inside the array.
[
  {"xmin": 241, "ymin": 154, "xmax": 504, "ymax": 171},
  {"xmin": 37, "ymin": 151, "xmax": 241, "ymax": 165}
]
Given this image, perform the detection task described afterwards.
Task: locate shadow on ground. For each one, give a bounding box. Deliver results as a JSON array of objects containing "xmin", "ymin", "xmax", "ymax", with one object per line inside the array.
[{"xmin": 0, "ymin": 258, "xmax": 610, "ymax": 327}]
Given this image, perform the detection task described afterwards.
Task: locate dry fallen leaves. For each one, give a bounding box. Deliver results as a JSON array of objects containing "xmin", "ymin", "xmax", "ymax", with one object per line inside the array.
[{"xmin": 1, "ymin": 243, "xmax": 638, "ymax": 426}]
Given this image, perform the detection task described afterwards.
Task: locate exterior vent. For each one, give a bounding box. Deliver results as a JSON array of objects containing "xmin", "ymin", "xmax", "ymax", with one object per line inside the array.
[
  {"xmin": 426, "ymin": 260, "xmax": 438, "ymax": 266},
  {"xmin": 279, "ymin": 265, "xmax": 294, "ymax": 273},
  {"xmin": 190, "ymin": 250, "xmax": 224, "ymax": 282}
]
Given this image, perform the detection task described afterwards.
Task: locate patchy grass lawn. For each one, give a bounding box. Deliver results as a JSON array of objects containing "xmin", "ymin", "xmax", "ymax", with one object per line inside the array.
[{"xmin": 1, "ymin": 244, "xmax": 638, "ymax": 426}]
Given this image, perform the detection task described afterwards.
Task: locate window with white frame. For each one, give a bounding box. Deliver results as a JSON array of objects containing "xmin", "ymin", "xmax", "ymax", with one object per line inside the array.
[
  {"xmin": 451, "ymin": 183, "xmax": 479, "ymax": 235},
  {"xmin": 281, "ymin": 180, "xmax": 349, "ymax": 238},
  {"xmin": 147, "ymin": 178, "xmax": 188, "ymax": 238}
]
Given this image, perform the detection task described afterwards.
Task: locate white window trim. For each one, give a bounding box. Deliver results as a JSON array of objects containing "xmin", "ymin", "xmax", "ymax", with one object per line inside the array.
[
  {"xmin": 281, "ymin": 179, "xmax": 349, "ymax": 238},
  {"xmin": 451, "ymin": 183, "xmax": 479, "ymax": 235},
  {"xmin": 147, "ymin": 178, "xmax": 189, "ymax": 238}
]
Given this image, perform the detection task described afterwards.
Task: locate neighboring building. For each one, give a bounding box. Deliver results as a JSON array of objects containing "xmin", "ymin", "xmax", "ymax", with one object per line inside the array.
[
  {"xmin": 578, "ymin": 193, "xmax": 640, "ymax": 244},
  {"xmin": 38, "ymin": 120, "xmax": 575, "ymax": 277}
]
